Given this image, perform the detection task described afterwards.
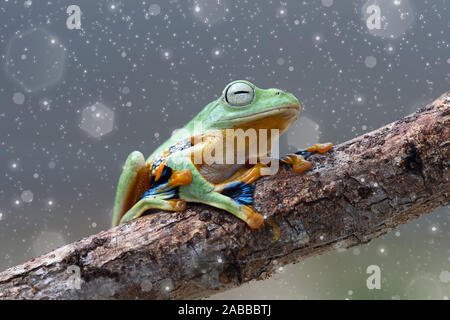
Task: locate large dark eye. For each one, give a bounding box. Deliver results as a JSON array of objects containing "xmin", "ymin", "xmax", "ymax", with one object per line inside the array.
[{"xmin": 225, "ymin": 82, "xmax": 254, "ymax": 106}]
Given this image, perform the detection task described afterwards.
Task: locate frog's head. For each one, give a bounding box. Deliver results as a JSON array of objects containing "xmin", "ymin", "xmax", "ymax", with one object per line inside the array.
[{"xmin": 194, "ymin": 80, "xmax": 300, "ymax": 135}]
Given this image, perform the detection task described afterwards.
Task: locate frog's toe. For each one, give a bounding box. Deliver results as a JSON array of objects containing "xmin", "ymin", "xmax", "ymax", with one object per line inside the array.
[
  {"xmin": 243, "ymin": 206, "xmax": 265, "ymax": 229},
  {"xmin": 292, "ymin": 161, "xmax": 312, "ymax": 173},
  {"xmin": 306, "ymin": 142, "xmax": 333, "ymax": 154},
  {"xmin": 281, "ymin": 154, "xmax": 312, "ymax": 173},
  {"xmin": 168, "ymin": 199, "xmax": 187, "ymax": 211}
]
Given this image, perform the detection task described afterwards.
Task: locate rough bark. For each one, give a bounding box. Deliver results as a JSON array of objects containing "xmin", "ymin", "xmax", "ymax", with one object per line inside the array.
[{"xmin": 0, "ymin": 92, "xmax": 449, "ymax": 300}]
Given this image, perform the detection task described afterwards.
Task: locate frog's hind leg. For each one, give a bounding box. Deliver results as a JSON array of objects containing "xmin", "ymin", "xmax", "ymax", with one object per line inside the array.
[
  {"xmin": 181, "ymin": 180, "xmax": 264, "ymax": 229},
  {"xmin": 112, "ymin": 151, "xmax": 151, "ymax": 227},
  {"xmin": 169, "ymin": 151, "xmax": 264, "ymax": 229},
  {"xmin": 192, "ymin": 190, "xmax": 264, "ymax": 229},
  {"xmin": 119, "ymin": 165, "xmax": 193, "ymax": 225},
  {"xmin": 119, "ymin": 196, "xmax": 187, "ymax": 225},
  {"xmin": 199, "ymin": 163, "xmax": 268, "ymax": 228}
]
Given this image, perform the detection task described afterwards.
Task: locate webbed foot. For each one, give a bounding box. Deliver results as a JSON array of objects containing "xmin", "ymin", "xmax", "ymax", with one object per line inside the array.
[
  {"xmin": 304, "ymin": 142, "xmax": 333, "ymax": 154},
  {"xmin": 282, "ymin": 142, "xmax": 333, "ymax": 173},
  {"xmin": 243, "ymin": 205, "xmax": 265, "ymax": 229},
  {"xmin": 281, "ymin": 154, "xmax": 312, "ymax": 173}
]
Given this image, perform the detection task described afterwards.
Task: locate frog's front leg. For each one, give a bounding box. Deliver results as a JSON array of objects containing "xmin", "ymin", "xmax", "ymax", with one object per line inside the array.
[
  {"xmin": 213, "ymin": 162, "xmax": 267, "ymax": 193},
  {"xmin": 282, "ymin": 142, "xmax": 333, "ymax": 173},
  {"xmin": 300, "ymin": 142, "xmax": 333, "ymax": 158}
]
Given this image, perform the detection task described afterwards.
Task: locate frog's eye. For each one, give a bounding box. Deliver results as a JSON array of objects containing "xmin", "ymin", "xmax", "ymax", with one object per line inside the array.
[{"xmin": 225, "ymin": 82, "xmax": 254, "ymax": 106}]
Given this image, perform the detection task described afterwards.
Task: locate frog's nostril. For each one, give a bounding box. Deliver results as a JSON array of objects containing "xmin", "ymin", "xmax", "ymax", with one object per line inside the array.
[{"xmin": 275, "ymin": 91, "xmax": 280, "ymax": 95}]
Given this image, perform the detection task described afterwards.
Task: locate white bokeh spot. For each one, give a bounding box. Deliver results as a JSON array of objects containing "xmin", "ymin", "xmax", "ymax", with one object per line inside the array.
[
  {"xmin": 147, "ymin": 4, "xmax": 161, "ymax": 17},
  {"xmin": 20, "ymin": 190, "xmax": 34, "ymax": 203},
  {"xmin": 365, "ymin": 56, "xmax": 377, "ymax": 68},
  {"xmin": 5, "ymin": 28, "xmax": 66, "ymax": 92},
  {"xmin": 406, "ymin": 273, "xmax": 444, "ymax": 299},
  {"xmin": 192, "ymin": 0, "xmax": 229, "ymax": 25},
  {"xmin": 32, "ymin": 230, "xmax": 66, "ymax": 257},
  {"xmin": 287, "ymin": 116, "xmax": 321, "ymax": 150},
  {"xmin": 439, "ymin": 271, "xmax": 450, "ymax": 284},
  {"xmin": 362, "ymin": 0, "xmax": 415, "ymax": 39},
  {"xmin": 80, "ymin": 102, "xmax": 115, "ymax": 138},
  {"xmin": 12, "ymin": 92, "xmax": 25, "ymax": 105}
]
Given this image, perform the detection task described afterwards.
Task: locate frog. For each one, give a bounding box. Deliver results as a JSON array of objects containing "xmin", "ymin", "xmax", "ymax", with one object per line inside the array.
[{"xmin": 112, "ymin": 80, "xmax": 332, "ymax": 229}]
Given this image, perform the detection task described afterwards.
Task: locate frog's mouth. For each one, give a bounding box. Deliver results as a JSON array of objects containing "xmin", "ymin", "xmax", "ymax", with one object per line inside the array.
[
  {"xmin": 221, "ymin": 104, "xmax": 300, "ymax": 133},
  {"xmin": 229, "ymin": 104, "xmax": 300, "ymax": 121},
  {"xmin": 219, "ymin": 103, "xmax": 301, "ymax": 134}
]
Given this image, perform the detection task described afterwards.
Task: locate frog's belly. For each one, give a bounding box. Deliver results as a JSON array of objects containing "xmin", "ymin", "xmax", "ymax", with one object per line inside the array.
[{"xmin": 198, "ymin": 163, "xmax": 244, "ymax": 184}]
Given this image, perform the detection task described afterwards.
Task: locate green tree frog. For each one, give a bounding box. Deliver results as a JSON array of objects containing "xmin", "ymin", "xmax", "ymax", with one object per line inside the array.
[{"xmin": 112, "ymin": 80, "xmax": 332, "ymax": 229}]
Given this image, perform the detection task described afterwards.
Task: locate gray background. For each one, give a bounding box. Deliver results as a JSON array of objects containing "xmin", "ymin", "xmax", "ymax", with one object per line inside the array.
[{"xmin": 0, "ymin": 0, "xmax": 448, "ymax": 299}]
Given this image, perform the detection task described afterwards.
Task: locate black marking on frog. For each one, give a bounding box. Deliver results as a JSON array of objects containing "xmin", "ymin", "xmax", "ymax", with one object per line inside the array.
[
  {"xmin": 169, "ymin": 137, "xmax": 192, "ymax": 154},
  {"xmin": 294, "ymin": 149, "xmax": 313, "ymax": 159},
  {"xmin": 221, "ymin": 181, "xmax": 255, "ymax": 206},
  {"xmin": 151, "ymin": 165, "xmax": 172, "ymax": 185},
  {"xmin": 152, "ymin": 156, "xmax": 165, "ymax": 171},
  {"xmin": 140, "ymin": 165, "xmax": 179, "ymax": 200},
  {"xmin": 152, "ymin": 137, "xmax": 192, "ymax": 170},
  {"xmin": 143, "ymin": 137, "xmax": 192, "ymax": 200}
]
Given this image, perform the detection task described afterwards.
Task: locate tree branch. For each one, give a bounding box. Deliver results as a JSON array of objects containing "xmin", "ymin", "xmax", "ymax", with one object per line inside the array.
[{"xmin": 0, "ymin": 93, "xmax": 449, "ymax": 300}]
